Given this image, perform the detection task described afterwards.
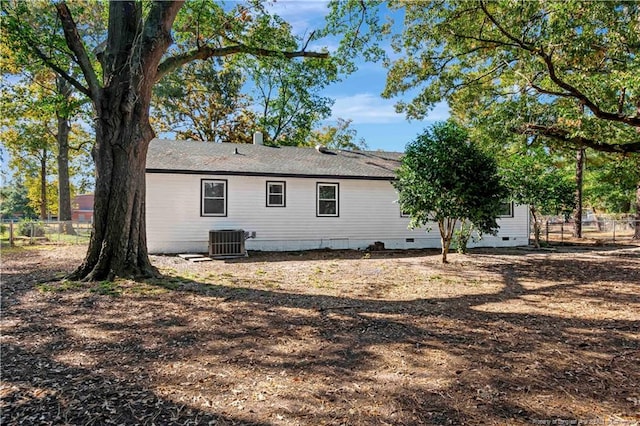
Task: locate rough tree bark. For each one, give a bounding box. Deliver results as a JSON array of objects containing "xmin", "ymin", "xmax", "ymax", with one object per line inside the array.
[
  {"xmin": 39, "ymin": 149, "xmax": 47, "ymax": 221},
  {"xmin": 573, "ymin": 147, "xmax": 584, "ymax": 238},
  {"xmin": 61, "ymin": 1, "xmax": 181, "ymax": 280},
  {"xmin": 56, "ymin": 77, "xmax": 75, "ymax": 235}
]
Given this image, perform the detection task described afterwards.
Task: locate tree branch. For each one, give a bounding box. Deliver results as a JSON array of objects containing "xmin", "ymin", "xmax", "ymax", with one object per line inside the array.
[
  {"xmin": 449, "ymin": 31, "xmax": 522, "ymax": 50},
  {"xmin": 350, "ymin": 0, "xmax": 368, "ymax": 49},
  {"xmin": 478, "ymin": 0, "xmax": 640, "ymax": 128},
  {"xmin": 516, "ymin": 124, "xmax": 640, "ymax": 153},
  {"xmin": 478, "ymin": 0, "xmax": 536, "ymax": 52},
  {"xmin": 156, "ymin": 44, "xmax": 329, "ymax": 82},
  {"xmin": 539, "ymin": 54, "xmax": 640, "ymax": 127},
  {"xmin": 55, "ymin": 2, "xmax": 101, "ymax": 101},
  {"xmin": 140, "ymin": 1, "xmax": 184, "ymax": 74},
  {"xmin": 28, "ymin": 45, "xmax": 92, "ymax": 98}
]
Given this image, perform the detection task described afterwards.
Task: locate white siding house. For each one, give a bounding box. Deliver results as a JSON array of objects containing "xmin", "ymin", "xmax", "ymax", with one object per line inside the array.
[{"xmin": 145, "ymin": 139, "xmax": 529, "ymax": 254}]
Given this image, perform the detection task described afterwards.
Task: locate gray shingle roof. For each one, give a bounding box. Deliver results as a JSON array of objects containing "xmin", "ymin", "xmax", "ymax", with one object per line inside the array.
[{"xmin": 146, "ymin": 139, "xmax": 402, "ymax": 180}]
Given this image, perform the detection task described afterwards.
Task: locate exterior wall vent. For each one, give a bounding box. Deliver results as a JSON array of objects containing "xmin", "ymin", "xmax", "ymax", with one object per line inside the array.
[{"xmin": 209, "ymin": 229, "xmax": 247, "ymax": 258}]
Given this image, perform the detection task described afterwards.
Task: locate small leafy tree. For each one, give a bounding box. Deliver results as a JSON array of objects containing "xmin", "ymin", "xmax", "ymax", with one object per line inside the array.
[{"xmin": 395, "ymin": 121, "xmax": 508, "ymax": 263}]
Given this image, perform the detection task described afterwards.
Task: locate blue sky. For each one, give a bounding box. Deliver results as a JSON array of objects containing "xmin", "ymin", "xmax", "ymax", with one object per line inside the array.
[{"xmin": 266, "ymin": 0, "xmax": 450, "ymax": 152}]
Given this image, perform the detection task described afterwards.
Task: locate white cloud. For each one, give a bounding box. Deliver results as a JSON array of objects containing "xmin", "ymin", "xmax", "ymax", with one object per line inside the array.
[
  {"xmin": 330, "ymin": 94, "xmax": 400, "ymax": 123},
  {"xmin": 263, "ymin": 1, "xmax": 330, "ymax": 35},
  {"xmin": 265, "ymin": 1, "xmax": 330, "ymax": 18},
  {"xmin": 329, "ymin": 93, "xmax": 449, "ymax": 124}
]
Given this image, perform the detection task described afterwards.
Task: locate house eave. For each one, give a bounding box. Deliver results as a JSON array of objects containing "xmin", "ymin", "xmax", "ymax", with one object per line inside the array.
[{"xmin": 145, "ymin": 168, "xmax": 396, "ymax": 181}]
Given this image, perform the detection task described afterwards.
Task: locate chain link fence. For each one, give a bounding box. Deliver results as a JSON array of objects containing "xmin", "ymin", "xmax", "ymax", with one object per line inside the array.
[
  {"xmin": 535, "ymin": 216, "xmax": 640, "ymax": 244},
  {"xmin": 1, "ymin": 220, "xmax": 92, "ymax": 247}
]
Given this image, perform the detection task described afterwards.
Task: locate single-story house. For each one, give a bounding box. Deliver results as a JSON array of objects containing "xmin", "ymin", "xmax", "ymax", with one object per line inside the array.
[{"xmin": 145, "ymin": 138, "xmax": 529, "ymax": 254}]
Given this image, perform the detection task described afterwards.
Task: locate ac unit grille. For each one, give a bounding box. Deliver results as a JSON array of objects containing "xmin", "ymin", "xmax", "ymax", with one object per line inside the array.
[{"xmin": 209, "ymin": 229, "xmax": 246, "ymax": 258}]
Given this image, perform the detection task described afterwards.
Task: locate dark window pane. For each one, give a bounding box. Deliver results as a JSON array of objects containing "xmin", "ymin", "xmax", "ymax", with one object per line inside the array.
[
  {"xmin": 319, "ymin": 200, "xmax": 336, "ymax": 215},
  {"xmin": 269, "ymin": 184, "xmax": 283, "ymax": 195},
  {"xmin": 269, "ymin": 194, "xmax": 283, "ymax": 205},
  {"xmin": 319, "ymin": 185, "xmax": 336, "ymax": 200},
  {"xmin": 204, "ymin": 182, "xmax": 224, "ymax": 198},
  {"xmin": 204, "ymin": 199, "xmax": 224, "ymax": 215},
  {"xmin": 499, "ymin": 202, "xmax": 512, "ymax": 216}
]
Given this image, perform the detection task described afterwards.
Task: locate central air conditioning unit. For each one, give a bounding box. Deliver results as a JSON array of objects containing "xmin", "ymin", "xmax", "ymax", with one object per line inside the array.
[{"xmin": 209, "ymin": 229, "xmax": 247, "ymax": 258}]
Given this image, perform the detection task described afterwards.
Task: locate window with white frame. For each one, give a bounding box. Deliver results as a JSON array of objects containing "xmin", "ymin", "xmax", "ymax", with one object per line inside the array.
[
  {"xmin": 201, "ymin": 179, "xmax": 227, "ymax": 216},
  {"xmin": 266, "ymin": 181, "xmax": 286, "ymax": 207},
  {"xmin": 317, "ymin": 183, "xmax": 339, "ymax": 217}
]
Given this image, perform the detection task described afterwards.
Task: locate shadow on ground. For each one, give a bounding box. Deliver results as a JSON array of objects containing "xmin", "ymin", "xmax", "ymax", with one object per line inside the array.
[{"xmin": 1, "ymin": 246, "xmax": 638, "ymax": 425}]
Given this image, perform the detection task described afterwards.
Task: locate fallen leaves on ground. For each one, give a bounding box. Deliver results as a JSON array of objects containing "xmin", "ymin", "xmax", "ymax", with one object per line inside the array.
[{"xmin": 1, "ymin": 244, "xmax": 639, "ymax": 425}]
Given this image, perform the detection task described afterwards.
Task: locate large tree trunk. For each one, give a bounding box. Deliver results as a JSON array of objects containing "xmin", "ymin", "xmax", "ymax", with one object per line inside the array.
[
  {"xmin": 68, "ymin": 103, "xmax": 156, "ymax": 281},
  {"xmin": 65, "ymin": 1, "xmax": 179, "ymax": 281},
  {"xmin": 56, "ymin": 77, "xmax": 75, "ymax": 235},
  {"xmin": 573, "ymin": 147, "xmax": 585, "ymax": 238}
]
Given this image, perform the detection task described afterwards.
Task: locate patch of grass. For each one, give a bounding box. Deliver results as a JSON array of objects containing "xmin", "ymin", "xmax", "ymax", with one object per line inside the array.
[
  {"xmin": 45, "ymin": 233, "xmax": 91, "ymax": 244},
  {"xmin": 90, "ymin": 280, "xmax": 121, "ymax": 297},
  {"xmin": 133, "ymin": 279, "xmax": 179, "ymax": 294},
  {"xmin": 255, "ymin": 269, "xmax": 267, "ymax": 276},
  {"xmin": 467, "ymin": 279, "xmax": 482, "ymax": 287},
  {"xmin": 37, "ymin": 280, "xmax": 85, "ymax": 293},
  {"xmin": 0, "ymin": 244, "xmax": 26, "ymax": 253},
  {"xmin": 262, "ymin": 281, "xmax": 280, "ymax": 290},
  {"xmin": 127, "ymin": 283, "xmax": 171, "ymax": 295},
  {"xmin": 177, "ymin": 272, "xmax": 201, "ymax": 281}
]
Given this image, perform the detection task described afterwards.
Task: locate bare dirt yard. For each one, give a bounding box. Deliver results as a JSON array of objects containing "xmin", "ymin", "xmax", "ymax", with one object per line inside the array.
[{"xmin": 1, "ymin": 243, "xmax": 639, "ymax": 425}]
